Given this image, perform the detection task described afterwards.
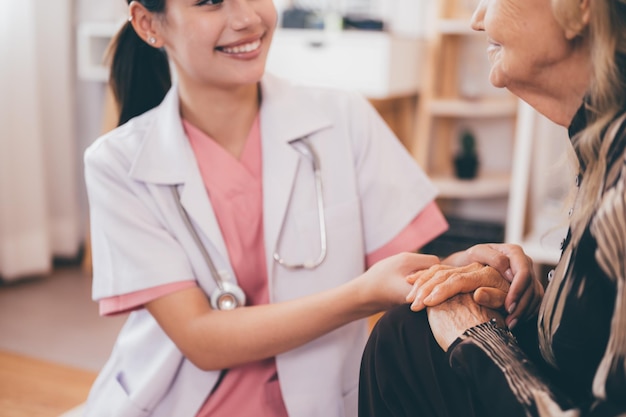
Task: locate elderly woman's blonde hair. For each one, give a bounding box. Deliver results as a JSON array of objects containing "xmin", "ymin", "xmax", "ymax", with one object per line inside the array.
[{"xmin": 551, "ymin": 0, "xmax": 626, "ymax": 244}]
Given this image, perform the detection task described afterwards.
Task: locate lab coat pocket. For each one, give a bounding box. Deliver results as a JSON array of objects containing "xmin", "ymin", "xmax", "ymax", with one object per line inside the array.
[
  {"xmin": 342, "ymin": 384, "xmax": 359, "ymax": 417},
  {"xmin": 106, "ymin": 372, "xmax": 151, "ymax": 417}
]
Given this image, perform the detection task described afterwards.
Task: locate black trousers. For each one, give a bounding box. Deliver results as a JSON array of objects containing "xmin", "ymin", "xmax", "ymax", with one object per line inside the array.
[{"xmin": 358, "ymin": 305, "xmax": 481, "ymax": 417}]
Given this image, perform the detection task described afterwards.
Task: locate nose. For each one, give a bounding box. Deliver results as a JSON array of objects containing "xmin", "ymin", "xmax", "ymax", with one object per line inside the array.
[
  {"xmin": 230, "ymin": 0, "xmax": 262, "ymax": 31},
  {"xmin": 470, "ymin": 0, "xmax": 486, "ymax": 32}
]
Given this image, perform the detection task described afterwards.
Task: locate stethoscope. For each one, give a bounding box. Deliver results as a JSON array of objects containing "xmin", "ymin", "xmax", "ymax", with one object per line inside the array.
[{"xmin": 172, "ymin": 138, "xmax": 327, "ymax": 311}]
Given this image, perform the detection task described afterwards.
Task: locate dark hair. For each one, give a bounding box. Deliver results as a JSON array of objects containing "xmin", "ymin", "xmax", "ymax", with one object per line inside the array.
[{"xmin": 107, "ymin": 0, "xmax": 171, "ymax": 127}]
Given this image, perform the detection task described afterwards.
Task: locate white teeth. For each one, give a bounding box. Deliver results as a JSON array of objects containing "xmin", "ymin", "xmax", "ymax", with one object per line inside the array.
[{"xmin": 221, "ymin": 39, "xmax": 261, "ymax": 54}]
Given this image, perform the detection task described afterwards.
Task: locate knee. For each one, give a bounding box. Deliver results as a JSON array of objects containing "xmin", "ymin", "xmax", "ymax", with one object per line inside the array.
[{"xmin": 368, "ymin": 305, "xmax": 432, "ymax": 352}]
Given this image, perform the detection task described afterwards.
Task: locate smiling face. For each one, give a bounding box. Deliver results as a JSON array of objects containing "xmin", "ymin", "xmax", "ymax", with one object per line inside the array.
[
  {"xmin": 154, "ymin": 0, "xmax": 277, "ymax": 91},
  {"xmin": 470, "ymin": 0, "xmax": 576, "ymax": 91}
]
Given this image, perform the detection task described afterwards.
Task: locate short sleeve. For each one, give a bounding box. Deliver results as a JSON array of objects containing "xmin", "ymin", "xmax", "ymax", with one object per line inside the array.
[
  {"xmin": 366, "ymin": 201, "xmax": 448, "ymax": 267},
  {"xmin": 348, "ymin": 93, "xmax": 440, "ymax": 254},
  {"xmin": 84, "ymin": 142, "xmax": 196, "ymax": 301}
]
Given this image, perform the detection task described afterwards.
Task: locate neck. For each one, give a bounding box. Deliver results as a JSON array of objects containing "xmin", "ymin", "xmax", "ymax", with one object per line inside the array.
[
  {"xmin": 178, "ymin": 82, "xmax": 260, "ymax": 158},
  {"xmin": 509, "ymin": 44, "xmax": 591, "ymax": 127}
]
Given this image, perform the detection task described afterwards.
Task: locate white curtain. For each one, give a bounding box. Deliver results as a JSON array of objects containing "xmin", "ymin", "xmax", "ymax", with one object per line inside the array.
[{"xmin": 0, "ymin": 0, "xmax": 81, "ymax": 281}]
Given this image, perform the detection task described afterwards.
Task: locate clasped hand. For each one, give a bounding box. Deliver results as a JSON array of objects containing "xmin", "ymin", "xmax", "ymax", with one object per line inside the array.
[{"xmin": 406, "ymin": 243, "xmax": 544, "ymax": 350}]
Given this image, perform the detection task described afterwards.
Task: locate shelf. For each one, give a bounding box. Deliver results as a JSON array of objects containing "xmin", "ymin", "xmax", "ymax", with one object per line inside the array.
[
  {"xmin": 429, "ymin": 97, "xmax": 518, "ymax": 118},
  {"xmin": 433, "ymin": 173, "xmax": 511, "ymax": 199},
  {"xmin": 266, "ymin": 29, "xmax": 425, "ymax": 99}
]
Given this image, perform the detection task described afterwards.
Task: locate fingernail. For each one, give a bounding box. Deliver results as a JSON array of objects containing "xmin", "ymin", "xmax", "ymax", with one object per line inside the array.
[
  {"xmin": 507, "ymin": 302, "xmax": 517, "ymax": 314},
  {"xmin": 505, "ymin": 268, "xmax": 513, "ymax": 281},
  {"xmin": 508, "ymin": 318, "xmax": 518, "ymax": 329},
  {"xmin": 423, "ymin": 295, "xmax": 432, "ymax": 304}
]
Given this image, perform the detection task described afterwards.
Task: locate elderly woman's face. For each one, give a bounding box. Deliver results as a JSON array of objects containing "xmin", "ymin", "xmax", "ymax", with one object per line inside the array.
[{"xmin": 471, "ymin": 0, "xmax": 574, "ymax": 91}]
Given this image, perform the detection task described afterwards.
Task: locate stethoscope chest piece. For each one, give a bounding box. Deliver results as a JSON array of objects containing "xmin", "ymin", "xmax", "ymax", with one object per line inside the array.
[
  {"xmin": 171, "ymin": 186, "xmax": 247, "ymax": 311},
  {"xmin": 210, "ymin": 281, "xmax": 246, "ymax": 311}
]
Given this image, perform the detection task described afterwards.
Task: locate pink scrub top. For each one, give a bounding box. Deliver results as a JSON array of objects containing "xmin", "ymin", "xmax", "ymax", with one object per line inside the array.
[{"xmin": 99, "ymin": 115, "xmax": 448, "ymax": 416}]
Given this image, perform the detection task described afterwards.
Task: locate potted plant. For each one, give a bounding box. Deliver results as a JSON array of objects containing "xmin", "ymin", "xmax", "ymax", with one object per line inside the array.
[{"xmin": 454, "ymin": 130, "xmax": 480, "ymax": 179}]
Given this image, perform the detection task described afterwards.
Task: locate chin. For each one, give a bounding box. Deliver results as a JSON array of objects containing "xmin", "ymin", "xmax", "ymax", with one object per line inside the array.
[
  {"xmin": 229, "ymin": 65, "xmax": 266, "ymax": 86},
  {"xmin": 488, "ymin": 70, "xmax": 508, "ymax": 90}
]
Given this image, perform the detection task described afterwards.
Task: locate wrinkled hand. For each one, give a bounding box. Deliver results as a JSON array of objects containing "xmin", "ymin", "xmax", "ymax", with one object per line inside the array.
[
  {"xmin": 427, "ymin": 293, "xmax": 505, "ymax": 351},
  {"xmin": 407, "ymin": 262, "xmax": 509, "ymax": 310},
  {"xmin": 435, "ymin": 243, "xmax": 543, "ymax": 328}
]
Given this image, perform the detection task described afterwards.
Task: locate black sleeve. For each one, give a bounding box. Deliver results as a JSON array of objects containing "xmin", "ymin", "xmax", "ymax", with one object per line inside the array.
[{"xmin": 446, "ymin": 320, "xmax": 626, "ymax": 417}]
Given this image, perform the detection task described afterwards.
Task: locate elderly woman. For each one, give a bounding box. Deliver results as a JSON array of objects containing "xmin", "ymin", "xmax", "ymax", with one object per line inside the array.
[{"xmin": 359, "ymin": 0, "xmax": 626, "ymax": 416}]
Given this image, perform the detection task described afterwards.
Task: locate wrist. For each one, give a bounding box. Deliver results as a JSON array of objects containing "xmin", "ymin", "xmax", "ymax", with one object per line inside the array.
[{"xmin": 462, "ymin": 317, "xmax": 514, "ymax": 342}]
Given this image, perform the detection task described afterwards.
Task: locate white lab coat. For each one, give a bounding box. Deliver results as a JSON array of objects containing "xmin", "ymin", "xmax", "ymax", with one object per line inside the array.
[{"xmin": 83, "ymin": 74, "xmax": 438, "ymax": 417}]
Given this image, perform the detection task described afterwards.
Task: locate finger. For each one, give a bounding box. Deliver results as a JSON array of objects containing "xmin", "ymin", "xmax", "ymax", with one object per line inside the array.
[
  {"xmin": 507, "ymin": 278, "xmax": 544, "ymax": 323},
  {"xmin": 464, "ymin": 244, "xmax": 514, "ymax": 281},
  {"xmin": 406, "ymin": 253, "xmax": 441, "ymax": 273},
  {"xmin": 406, "ymin": 279, "xmax": 420, "ymax": 303},
  {"xmin": 403, "ymin": 253, "xmax": 439, "ymax": 284},
  {"xmin": 406, "ymin": 268, "xmax": 431, "ymax": 285},
  {"xmin": 410, "ymin": 272, "xmax": 448, "ymax": 310},
  {"xmin": 407, "ymin": 263, "xmax": 451, "ymax": 306},
  {"xmin": 505, "ymin": 282, "xmax": 535, "ymax": 327},
  {"xmin": 422, "ymin": 266, "xmax": 510, "ymax": 307},
  {"xmin": 410, "ymin": 264, "xmax": 474, "ymax": 310},
  {"xmin": 473, "ymin": 287, "xmax": 507, "ymax": 309},
  {"xmin": 407, "ymin": 264, "xmax": 456, "ymax": 301},
  {"xmin": 406, "ymin": 269, "xmax": 436, "ymax": 304},
  {"xmin": 504, "ymin": 259, "xmax": 533, "ymax": 314}
]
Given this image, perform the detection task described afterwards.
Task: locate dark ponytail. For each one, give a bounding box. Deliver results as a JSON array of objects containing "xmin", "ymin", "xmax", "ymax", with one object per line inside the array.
[{"xmin": 107, "ymin": 0, "xmax": 170, "ymax": 127}]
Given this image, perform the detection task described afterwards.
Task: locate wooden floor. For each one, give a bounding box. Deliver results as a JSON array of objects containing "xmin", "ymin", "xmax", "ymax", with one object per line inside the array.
[{"xmin": 0, "ymin": 350, "xmax": 95, "ymax": 417}]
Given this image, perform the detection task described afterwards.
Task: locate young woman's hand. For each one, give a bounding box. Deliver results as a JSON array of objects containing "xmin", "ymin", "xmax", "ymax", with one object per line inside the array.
[
  {"xmin": 409, "ymin": 243, "xmax": 543, "ymax": 329},
  {"xmin": 358, "ymin": 252, "xmax": 440, "ymax": 312},
  {"xmin": 426, "ymin": 293, "xmax": 505, "ymax": 351}
]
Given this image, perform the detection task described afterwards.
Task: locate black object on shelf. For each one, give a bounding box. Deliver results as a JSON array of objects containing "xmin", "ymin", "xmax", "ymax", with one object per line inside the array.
[
  {"xmin": 420, "ymin": 216, "xmax": 504, "ymax": 258},
  {"xmin": 281, "ymin": 8, "xmax": 324, "ymax": 29},
  {"xmin": 454, "ymin": 130, "xmax": 480, "ymax": 180},
  {"xmin": 342, "ymin": 15, "xmax": 385, "ymax": 31}
]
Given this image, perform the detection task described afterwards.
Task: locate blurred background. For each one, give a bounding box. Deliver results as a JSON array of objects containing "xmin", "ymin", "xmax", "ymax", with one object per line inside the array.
[{"xmin": 0, "ymin": 1, "xmax": 572, "ymax": 415}]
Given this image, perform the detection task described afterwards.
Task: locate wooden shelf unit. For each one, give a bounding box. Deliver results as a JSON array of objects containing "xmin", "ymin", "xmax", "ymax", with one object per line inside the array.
[{"xmin": 410, "ymin": 0, "xmax": 519, "ymax": 201}]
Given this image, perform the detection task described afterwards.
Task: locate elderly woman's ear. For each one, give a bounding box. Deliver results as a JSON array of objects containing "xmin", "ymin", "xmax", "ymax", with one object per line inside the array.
[{"xmin": 554, "ymin": 0, "xmax": 590, "ymax": 39}]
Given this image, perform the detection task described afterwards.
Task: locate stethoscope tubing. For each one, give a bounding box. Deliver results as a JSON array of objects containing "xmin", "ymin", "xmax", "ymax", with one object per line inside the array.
[
  {"xmin": 171, "ymin": 138, "xmax": 327, "ymax": 309},
  {"xmin": 273, "ymin": 138, "xmax": 327, "ymax": 269}
]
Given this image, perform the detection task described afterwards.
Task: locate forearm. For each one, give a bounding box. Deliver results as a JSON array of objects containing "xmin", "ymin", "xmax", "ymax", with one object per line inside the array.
[
  {"xmin": 449, "ymin": 321, "xmax": 575, "ymax": 417},
  {"xmin": 149, "ymin": 279, "xmax": 372, "ymax": 371}
]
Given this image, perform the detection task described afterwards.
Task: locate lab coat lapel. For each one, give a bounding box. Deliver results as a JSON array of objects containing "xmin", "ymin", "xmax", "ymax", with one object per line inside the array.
[
  {"xmin": 260, "ymin": 75, "xmax": 332, "ymax": 280},
  {"xmin": 129, "ymin": 85, "xmax": 229, "ymax": 261}
]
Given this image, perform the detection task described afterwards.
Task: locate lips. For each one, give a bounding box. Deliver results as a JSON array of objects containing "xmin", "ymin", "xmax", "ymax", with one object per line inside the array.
[
  {"xmin": 216, "ymin": 38, "xmax": 262, "ymax": 54},
  {"xmin": 487, "ymin": 38, "xmax": 501, "ymax": 49}
]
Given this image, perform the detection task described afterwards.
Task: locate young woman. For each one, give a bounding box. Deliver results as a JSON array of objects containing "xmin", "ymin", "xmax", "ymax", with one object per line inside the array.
[
  {"xmin": 83, "ymin": 1, "xmax": 538, "ymax": 416},
  {"xmin": 359, "ymin": 0, "xmax": 626, "ymax": 416}
]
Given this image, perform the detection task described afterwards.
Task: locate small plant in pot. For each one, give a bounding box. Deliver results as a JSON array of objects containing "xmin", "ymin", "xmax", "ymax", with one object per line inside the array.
[{"xmin": 454, "ymin": 130, "xmax": 480, "ymax": 179}]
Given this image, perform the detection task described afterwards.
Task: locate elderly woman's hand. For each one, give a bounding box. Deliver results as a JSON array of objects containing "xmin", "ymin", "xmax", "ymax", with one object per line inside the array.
[
  {"xmin": 408, "ymin": 243, "xmax": 543, "ymax": 329},
  {"xmin": 407, "ymin": 262, "xmax": 509, "ymax": 310},
  {"xmin": 426, "ymin": 293, "xmax": 505, "ymax": 351}
]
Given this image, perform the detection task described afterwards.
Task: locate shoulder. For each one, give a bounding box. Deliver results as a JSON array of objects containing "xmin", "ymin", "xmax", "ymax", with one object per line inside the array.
[{"xmin": 84, "ymin": 108, "xmax": 158, "ymax": 171}]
